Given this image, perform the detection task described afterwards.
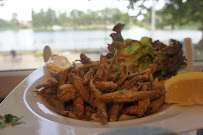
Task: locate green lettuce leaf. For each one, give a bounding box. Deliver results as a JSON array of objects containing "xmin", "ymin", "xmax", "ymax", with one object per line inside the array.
[{"xmin": 107, "ymin": 23, "xmax": 187, "ymax": 79}]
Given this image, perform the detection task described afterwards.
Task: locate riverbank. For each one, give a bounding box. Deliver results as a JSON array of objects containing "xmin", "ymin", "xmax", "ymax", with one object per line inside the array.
[
  {"xmin": 1, "ymin": 50, "xmax": 203, "ymax": 71},
  {"xmin": 0, "ymin": 51, "xmax": 101, "ymax": 71}
]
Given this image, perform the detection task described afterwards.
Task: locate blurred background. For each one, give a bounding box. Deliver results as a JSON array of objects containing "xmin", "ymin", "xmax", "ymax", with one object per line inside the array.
[{"xmin": 0, "ymin": 0, "xmax": 202, "ymax": 71}]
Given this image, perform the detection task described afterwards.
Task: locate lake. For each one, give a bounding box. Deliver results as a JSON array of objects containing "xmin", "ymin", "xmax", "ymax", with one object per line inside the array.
[{"xmin": 0, "ymin": 28, "xmax": 202, "ymax": 52}]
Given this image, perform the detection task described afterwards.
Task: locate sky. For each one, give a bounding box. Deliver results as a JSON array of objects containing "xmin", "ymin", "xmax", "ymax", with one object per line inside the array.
[{"xmin": 0, "ymin": 0, "xmax": 165, "ymax": 21}]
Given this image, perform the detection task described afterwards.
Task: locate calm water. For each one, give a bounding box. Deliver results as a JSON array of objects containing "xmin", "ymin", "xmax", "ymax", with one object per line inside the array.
[{"xmin": 0, "ymin": 28, "xmax": 201, "ymax": 52}]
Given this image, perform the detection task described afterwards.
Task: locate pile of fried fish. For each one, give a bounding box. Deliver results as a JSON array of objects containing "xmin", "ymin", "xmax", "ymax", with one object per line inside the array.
[{"xmin": 35, "ymin": 53, "xmax": 165, "ymax": 125}]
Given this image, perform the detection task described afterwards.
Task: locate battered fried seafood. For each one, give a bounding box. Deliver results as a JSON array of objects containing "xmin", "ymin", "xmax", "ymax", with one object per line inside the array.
[{"xmin": 34, "ymin": 52, "xmax": 165, "ymax": 125}]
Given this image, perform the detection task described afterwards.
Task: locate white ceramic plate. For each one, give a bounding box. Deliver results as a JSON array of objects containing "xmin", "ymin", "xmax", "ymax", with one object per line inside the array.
[{"xmin": 0, "ymin": 67, "xmax": 203, "ymax": 135}]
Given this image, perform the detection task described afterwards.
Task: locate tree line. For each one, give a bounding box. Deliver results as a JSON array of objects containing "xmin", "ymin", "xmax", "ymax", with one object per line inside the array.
[
  {"xmin": 31, "ymin": 8, "xmax": 137, "ymax": 29},
  {"xmin": 0, "ymin": 13, "xmax": 21, "ymax": 30},
  {"xmin": 0, "ymin": 8, "xmax": 138, "ymax": 30},
  {"xmin": 0, "ymin": 6, "xmax": 201, "ymax": 31}
]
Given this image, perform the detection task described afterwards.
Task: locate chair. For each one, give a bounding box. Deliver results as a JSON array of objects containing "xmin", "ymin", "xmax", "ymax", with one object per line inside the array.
[{"xmin": 184, "ymin": 38, "xmax": 203, "ymax": 72}]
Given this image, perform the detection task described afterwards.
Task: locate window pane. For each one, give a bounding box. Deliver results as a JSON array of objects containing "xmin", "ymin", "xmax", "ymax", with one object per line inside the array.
[{"xmin": 0, "ymin": 0, "xmax": 202, "ymax": 71}]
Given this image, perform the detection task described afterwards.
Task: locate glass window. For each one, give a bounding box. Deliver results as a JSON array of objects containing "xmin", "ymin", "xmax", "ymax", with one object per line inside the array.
[{"xmin": 0, "ymin": 0, "xmax": 202, "ymax": 71}]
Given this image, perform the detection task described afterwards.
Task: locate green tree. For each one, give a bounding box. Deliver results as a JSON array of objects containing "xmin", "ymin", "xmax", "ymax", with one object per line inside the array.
[
  {"xmin": 84, "ymin": 10, "xmax": 98, "ymax": 25},
  {"xmin": 69, "ymin": 9, "xmax": 85, "ymax": 26},
  {"xmin": 57, "ymin": 12, "xmax": 69, "ymax": 26},
  {"xmin": 9, "ymin": 13, "xmax": 20, "ymax": 29},
  {"xmin": 0, "ymin": 19, "xmax": 9, "ymax": 29},
  {"xmin": 45, "ymin": 8, "xmax": 57, "ymax": 27},
  {"xmin": 127, "ymin": 0, "xmax": 203, "ymax": 37},
  {"xmin": 100, "ymin": 8, "xmax": 133, "ymax": 26},
  {"xmin": 32, "ymin": 9, "xmax": 46, "ymax": 28}
]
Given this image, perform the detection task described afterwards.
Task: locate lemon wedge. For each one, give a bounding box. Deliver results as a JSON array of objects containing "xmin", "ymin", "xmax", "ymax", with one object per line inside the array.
[{"xmin": 164, "ymin": 72, "xmax": 203, "ymax": 105}]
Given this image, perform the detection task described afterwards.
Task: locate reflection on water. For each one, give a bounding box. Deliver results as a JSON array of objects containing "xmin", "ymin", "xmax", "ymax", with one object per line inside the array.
[{"xmin": 0, "ymin": 28, "xmax": 201, "ymax": 51}]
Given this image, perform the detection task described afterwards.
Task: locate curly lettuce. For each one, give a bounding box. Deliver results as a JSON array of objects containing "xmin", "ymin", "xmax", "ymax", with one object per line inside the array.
[{"xmin": 106, "ymin": 23, "xmax": 187, "ymax": 79}]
